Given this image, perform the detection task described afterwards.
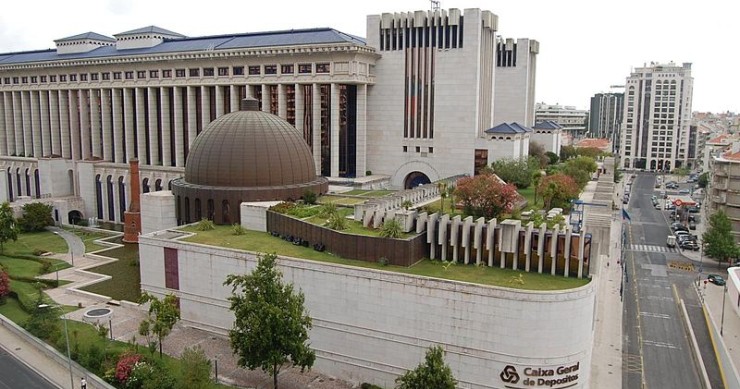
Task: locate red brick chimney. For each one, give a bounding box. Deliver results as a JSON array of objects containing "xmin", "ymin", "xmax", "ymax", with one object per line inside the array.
[{"xmin": 123, "ymin": 158, "xmax": 141, "ymax": 243}]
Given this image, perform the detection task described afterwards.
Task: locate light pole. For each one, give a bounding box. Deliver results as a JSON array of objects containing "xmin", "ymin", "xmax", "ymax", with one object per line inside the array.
[
  {"xmin": 720, "ymin": 284, "xmax": 728, "ymax": 336},
  {"xmin": 39, "ymin": 304, "xmax": 74, "ymax": 389}
]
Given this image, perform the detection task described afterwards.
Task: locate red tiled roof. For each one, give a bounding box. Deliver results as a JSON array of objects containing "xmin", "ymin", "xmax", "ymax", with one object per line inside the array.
[
  {"xmin": 575, "ymin": 138, "xmax": 610, "ymax": 150},
  {"xmin": 722, "ymin": 151, "xmax": 740, "ymax": 161},
  {"xmin": 707, "ymin": 134, "xmax": 732, "ymax": 144}
]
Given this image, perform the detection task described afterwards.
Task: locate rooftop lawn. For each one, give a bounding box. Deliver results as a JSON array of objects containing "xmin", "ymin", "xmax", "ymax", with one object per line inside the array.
[
  {"xmin": 80, "ymin": 241, "xmax": 141, "ymax": 303},
  {"xmin": 341, "ymin": 189, "xmax": 395, "ymax": 197},
  {"xmin": 64, "ymin": 228, "xmax": 118, "ymax": 253},
  {"xmin": 179, "ymin": 225, "xmax": 589, "ymax": 291}
]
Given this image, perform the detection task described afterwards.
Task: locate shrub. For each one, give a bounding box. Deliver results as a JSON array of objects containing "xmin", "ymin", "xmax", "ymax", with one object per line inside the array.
[
  {"xmin": 195, "ymin": 218, "xmax": 215, "ymax": 231},
  {"xmin": 380, "ymin": 218, "xmax": 402, "ymax": 238},
  {"xmin": 377, "ymin": 257, "xmax": 389, "ymax": 267},
  {"xmin": 232, "ymin": 223, "xmax": 246, "ymax": 235},
  {"xmin": 269, "ymin": 202, "xmax": 296, "ymax": 214},
  {"xmin": 318, "ymin": 203, "xmax": 338, "ymax": 219},
  {"xmin": 178, "ymin": 346, "xmax": 212, "ymax": 389},
  {"xmin": 114, "ymin": 352, "xmax": 143, "ymax": 384},
  {"xmin": 302, "ymin": 190, "xmax": 317, "ymax": 205},
  {"xmin": 17, "ymin": 202, "xmax": 54, "ymax": 232},
  {"xmin": 326, "ymin": 212, "xmax": 347, "ymax": 231}
]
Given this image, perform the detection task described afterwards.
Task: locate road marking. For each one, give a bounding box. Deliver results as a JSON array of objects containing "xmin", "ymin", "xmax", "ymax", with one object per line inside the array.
[
  {"xmin": 628, "ymin": 244, "xmax": 679, "ymax": 253},
  {"xmin": 644, "ymin": 295, "xmax": 674, "ymax": 301},
  {"xmin": 642, "ymin": 340, "xmax": 679, "ymax": 349},
  {"xmin": 640, "ymin": 312, "xmax": 671, "ymax": 319}
]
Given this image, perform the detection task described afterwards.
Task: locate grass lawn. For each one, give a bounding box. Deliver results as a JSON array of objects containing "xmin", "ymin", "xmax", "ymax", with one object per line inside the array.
[
  {"xmin": 80, "ymin": 242, "xmax": 141, "ymax": 303},
  {"xmin": 3, "ymin": 231, "xmax": 68, "ymax": 256},
  {"xmin": 0, "ymin": 296, "xmax": 29, "ymax": 323},
  {"xmin": 518, "ymin": 187, "xmax": 544, "ymax": 209},
  {"xmin": 317, "ymin": 195, "xmax": 367, "ymax": 206},
  {"xmin": 66, "ymin": 229, "xmax": 117, "ymax": 253},
  {"xmin": 341, "ymin": 189, "xmax": 395, "ymax": 197},
  {"xmin": 0, "ymin": 256, "xmax": 45, "ymax": 278},
  {"xmin": 180, "ymin": 225, "xmax": 587, "ymax": 290}
]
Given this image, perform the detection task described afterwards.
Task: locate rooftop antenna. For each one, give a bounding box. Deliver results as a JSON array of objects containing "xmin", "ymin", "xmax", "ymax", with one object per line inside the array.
[{"xmin": 430, "ymin": 0, "xmax": 441, "ymax": 11}]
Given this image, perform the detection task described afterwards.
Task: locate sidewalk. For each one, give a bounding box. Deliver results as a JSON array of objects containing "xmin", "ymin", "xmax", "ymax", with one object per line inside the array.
[
  {"xmin": 1, "ymin": 228, "xmax": 356, "ymax": 389},
  {"xmin": 701, "ymin": 272, "xmax": 740, "ymax": 375}
]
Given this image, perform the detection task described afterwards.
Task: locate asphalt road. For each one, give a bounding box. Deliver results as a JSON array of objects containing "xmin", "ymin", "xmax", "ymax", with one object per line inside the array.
[
  {"xmin": 621, "ymin": 172, "xmax": 722, "ymax": 389},
  {"xmin": 0, "ymin": 346, "xmax": 57, "ymax": 389}
]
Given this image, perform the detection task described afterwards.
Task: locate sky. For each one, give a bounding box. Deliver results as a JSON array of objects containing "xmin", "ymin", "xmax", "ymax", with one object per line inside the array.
[{"xmin": 1, "ymin": 0, "xmax": 737, "ymax": 113}]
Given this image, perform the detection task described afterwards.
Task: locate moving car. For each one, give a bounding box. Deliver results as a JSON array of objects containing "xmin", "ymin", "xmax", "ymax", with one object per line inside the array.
[
  {"xmin": 679, "ymin": 240, "xmax": 699, "ymax": 251},
  {"xmin": 707, "ymin": 274, "xmax": 726, "ymax": 286},
  {"xmin": 666, "ymin": 235, "xmax": 676, "ymax": 248}
]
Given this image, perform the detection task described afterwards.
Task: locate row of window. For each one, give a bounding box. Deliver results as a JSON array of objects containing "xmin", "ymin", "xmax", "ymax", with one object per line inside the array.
[
  {"xmin": 402, "ymin": 146, "xmax": 434, "ymax": 153},
  {"xmin": 0, "ymin": 63, "xmax": 333, "ymax": 86}
]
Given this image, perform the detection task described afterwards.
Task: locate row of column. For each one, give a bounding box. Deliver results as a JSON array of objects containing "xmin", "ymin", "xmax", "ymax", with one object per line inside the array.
[{"xmin": 0, "ymin": 83, "xmax": 367, "ymax": 177}]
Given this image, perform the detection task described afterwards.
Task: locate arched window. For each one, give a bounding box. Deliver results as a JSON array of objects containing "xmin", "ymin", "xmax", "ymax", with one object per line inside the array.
[
  {"xmin": 207, "ymin": 199, "xmax": 215, "ymax": 220},
  {"xmin": 118, "ymin": 176, "xmax": 126, "ymax": 221},
  {"xmin": 155, "ymin": 179, "xmax": 163, "ymax": 191},
  {"xmin": 222, "ymin": 200, "xmax": 231, "ymax": 225},
  {"xmin": 34, "ymin": 169, "xmax": 40, "ymax": 198},
  {"xmin": 184, "ymin": 197, "xmax": 191, "ymax": 223},
  {"xmin": 142, "ymin": 178, "xmax": 150, "ymax": 193},
  {"xmin": 7, "ymin": 168, "xmax": 13, "ymax": 201},
  {"xmin": 107, "ymin": 175, "xmax": 115, "ymax": 221},
  {"xmin": 194, "ymin": 198, "xmax": 202, "ymax": 221},
  {"xmin": 95, "ymin": 174, "xmax": 103, "ymax": 219}
]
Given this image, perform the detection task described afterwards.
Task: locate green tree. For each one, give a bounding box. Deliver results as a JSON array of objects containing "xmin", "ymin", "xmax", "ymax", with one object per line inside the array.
[
  {"xmin": 224, "ymin": 253, "xmax": 315, "ymax": 389},
  {"xmin": 178, "ymin": 346, "xmax": 212, "ymax": 389},
  {"xmin": 139, "ymin": 293, "xmax": 181, "ymax": 358},
  {"xmin": 559, "ymin": 145, "xmax": 578, "ymax": 161},
  {"xmin": 545, "ymin": 151, "xmax": 559, "ymax": 165},
  {"xmin": 529, "ymin": 142, "xmax": 549, "ymax": 168},
  {"xmin": 395, "ymin": 345, "xmax": 457, "ymax": 389},
  {"xmin": 17, "ymin": 202, "xmax": 54, "ymax": 232},
  {"xmin": 0, "ymin": 202, "xmax": 18, "ymax": 254},
  {"xmin": 702, "ymin": 210, "xmax": 740, "ymax": 266},
  {"xmin": 24, "ymin": 297, "xmax": 62, "ymax": 345},
  {"xmin": 380, "ymin": 218, "xmax": 403, "ymax": 238},
  {"xmin": 437, "ymin": 182, "xmax": 448, "ymax": 213},
  {"xmin": 698, "ymin": 172, "xmax": 709, "ymax": 189},
  {"xmin": 302, "ymin": 190, "xmax": 317, "ymax": 205},
  {"xmin": 491, "ymin": 157, "xmax": 537, "ymax": 189},
  {"xmin": 532, "ymin": 170, "xmax": 543, "ymax": 206}
]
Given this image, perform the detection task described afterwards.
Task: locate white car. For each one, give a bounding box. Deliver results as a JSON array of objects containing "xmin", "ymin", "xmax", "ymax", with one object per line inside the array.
[{"xmin": 664, "ymin": 203, "xmax": 675, "ymax": 210}]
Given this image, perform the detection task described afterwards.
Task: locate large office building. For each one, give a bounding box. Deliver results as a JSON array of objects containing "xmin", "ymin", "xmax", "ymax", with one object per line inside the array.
[
  {"xmin": 0, "ymin": 8, "xmax": 538, "ymax": 224},
  {"xmin": 588, "ymin": 92, "xmax": 623, "ymax": 151},
  {"xmin": 535, "ymin": 102, "xmax": 589, "ymax": 139},
  {"xmin": 619, "ymin": 62, "xmax": 694, "ymax": 171}
]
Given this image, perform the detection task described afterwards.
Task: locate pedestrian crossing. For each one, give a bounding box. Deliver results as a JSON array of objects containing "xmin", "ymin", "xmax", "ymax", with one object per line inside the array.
[{"xmin": 628, "ymin": 244, "xmax": 679, "ymax": 253}]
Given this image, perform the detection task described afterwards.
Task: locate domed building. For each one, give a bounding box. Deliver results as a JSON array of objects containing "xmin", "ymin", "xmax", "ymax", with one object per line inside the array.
[{"xmin": 171, "ymin": 98, "xmax": 328, "ymax": 225}]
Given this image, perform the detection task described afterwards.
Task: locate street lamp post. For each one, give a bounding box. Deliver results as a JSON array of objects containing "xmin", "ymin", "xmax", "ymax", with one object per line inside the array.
[
  {"xmin": 720, "ymin": 284, "xmax": 728, "ymax": 336},
  {"xmin": 39, "ymin": 304, "xmax": 74, "ymax": 389}
]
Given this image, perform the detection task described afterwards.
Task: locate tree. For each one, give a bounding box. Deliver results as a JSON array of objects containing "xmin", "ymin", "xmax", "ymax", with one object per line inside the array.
[
  {"xmin": 562, "ymin": 156, "xmax": 598, "ymax": 188},
  {"xmin": 559, "ymin": 145, "xmax": 578, "ymax": 161},
  {"xmin": 698, "ymin": 172, "xmax": 709, "ymax": 189},
  {"xmin": 0, "ymin": 202, "xmax": 18, "ymax": 254},
  {"xmin": 454, "ymin": 174, "xmax": 520, "ymax": 218},
  {"xmin": 24, "ymin": 296, "xmax": 62, "ymax": 345},
  {"xmin": 491, "ymin": 158, "xmax": 537, "ymax": 189},
  {"xmin": 0, "ymin": 270, "xmax": 10, "ymax": 304},
  {"xmin": 395, "ymin": 345, "xmax": 457, "ymax": 389},
  {"xmin": 178, "ymin": 346, "xmax": 212, "ymax": 389},
  {"xmin": 545, "ymin": 151, "xmax": 559, "ymax": 165},
  {"xmin": 437, "ymin": 182, "xmax": 448, "ymax": 213},
  {"xmin": 528, "ymin": 142, "xmax": 549, "ymax": 168},
  {"xmin": 17, "ymin": 202, "xmax": 54, "ymax": 232},
  {"xmin": 539, "ymin": 173, "xmax": 580, "ymax": 210},
  {"xmin": 702, "ymin": 210, "xmax": 740, "ymax": 266},
  {"xmin": 224, "ymin": 253, "xmax": 315, "ymax": 389},
  {"xmin": 532, "ymin": 170, "xmax": 543, "ymax": 206},
  {"xmin": 139, "ymin": 293, "xmax": 181, "ymax": 358},
  {"xmin": 575, "ymin": 146, "xmax": 602, "ymax": 159}
]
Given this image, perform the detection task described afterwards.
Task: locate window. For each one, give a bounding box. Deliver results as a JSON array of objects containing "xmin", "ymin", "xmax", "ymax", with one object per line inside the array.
[
  {"xmin": 218, "ymin": 67, "xmax": 229, "ymax": 76},
  {"xmin": 203, "ymin": 67, "xmax": 214, "ymax": 77},
  {"xmin": 80, "ymin": 74, "xmax": 87, "ymax": 81},
  {"xmin": 403, "ymin": 146, "xmax": 408, "ymax": 152},
  {"xmin": 415, "ymin": 146, "xmax": 421, "ymax": 153},
  {"xmin": 264, "ymin": 65, "xmax": 277, "ymax": 75},
  {"xmin": 113, "ymin": 72, "xmax": 122, "ymax": 80},
  {"xmin": 189, "ymin": 68, "xmax": 200, "ymax": 77},
  {"xmin": 102, "ymin": 72, "xmax": 110, "ymax": 80},
  {"xmin": 30, "ymin": 76, "xmax": 37, "ymax": 83},
  {"xmin": 50, "ymin": 75, "xmax": 57, "ymax": 82},
  {"xmin": 137, "ymin": 71, "xmax": 146, "ymax": 79},
  {"xmin": 248, "ymin": 66, "xmax": 260, "ymax": 75},
  {"xmin": 59, "ymin": 75, "xmax": 67, "ymax": 82},
  {"xmin": 149, "ymin": 70, "xmax": 159, "ymax": 78},
  {"xmin": 428, "ymin": 147, "xmax": 434, "ymax": 153},
  {"xmin": 21, "ymin": 77, "xmax": 28, "ymax": 84},
  {"xmin": 70, "ymin": 74, "xmax": 78, "ymax": 82},
  {"xmin": 3, "ymin": 77, "xmax": 9, "ymax": 84},
  {"xmin": 232, "ymin": 66, "xmax": 244, "ymax": 75},
  {"xmin": 316, "ymin": 63, "xmax": 330, "ymax": 73},
  {"xmin": 281, "ymin": 64, "xmax": 294, "ymax": 74},
  {"xmin": 90, "ymin": 73, "xmax": 98, "ymax": 81},
  {"xmin": 298, "ymin": 63, "xmax": 312, "ymax": 73},
  {"xmin": 162, "ymin": 69, "xmax": 172, "ymax": 78},
  {"xmin": 175, "ymin": 69, "xmax": 185, "ymax": 78},
  {"xmin": 125, "ymin": 71, "xmax": 134, "ymax": 80},
  {"xmin": 40, "ymin": 76, "xmax": 47, "ymax": 83}
]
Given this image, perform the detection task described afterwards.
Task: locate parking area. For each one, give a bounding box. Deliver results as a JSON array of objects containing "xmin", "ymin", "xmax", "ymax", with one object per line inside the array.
[{"xmin": 652, "ymin": 173, "xmax": 704, "ymax": 251}]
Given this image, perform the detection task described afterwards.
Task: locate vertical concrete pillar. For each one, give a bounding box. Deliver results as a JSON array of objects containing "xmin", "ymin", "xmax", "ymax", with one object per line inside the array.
[
  {"xmin": 564, "ymin": 226, "xmax": 573, "ymax": 277},
  {"xmin": 0, "ymin": 93, "xmax": 6, "ymax": 156},
  {"xmin": 462, "ymin": 216, "xmax": 473, "ymax": 264},
  {"xmin": 229, "ymin": 85, "xmax": 240, "ymax": 113},
  {"xmin": 68, "ymin": 90, "xmax": 81, "ymax": 160},
  {"xmin": 2, "ymin": 92, "xmax": 14, "ymax": 155},
  {"xmin": 200, "ymin": 85, "xmax": 211, "ymax": 131},
  {"xmin": 123, "ymin": 88, "xmax": 136, "ymax": 162},
  {"xmin": 524, "ymin": 222, "xmax": 533, "ymax": 272},
  {"xmin": 356, "ymin": 84, "xmax": 367, "ymax": 176},
  {"xmin": 135, "ymin": 88, "xmax": 147, "ymax": 163},
  {"xmin": 30, "ymin": 91, "xmax": 42, "ymax": 158},
  {"xmin": 330, "ymin": 83, "xmax": 340, "ymax": 177},
  {"xmin": 278, "ymin": 84, "xmax": 287, "ymax": 119},
  {"xmin": 101, "ymin": 89, "xmax": 113, "ymax": 162},
  {"xmin": 49, "ymin": 91, "xmax": 60, "ymax": 157},
  {"xmin": 147, "ymin": 87, "xmax": 159, "ymax": 165},
  {"xmin": 439, "ymin": 214, "xmax": 450, "ymax": 261},
  {"xmin": 78, "ymin": 89, "xmax": 91, "ymax": 160},
  {"xmin": 21, "ymin": 91, "xmax": 32, "ymax": 156},
  {"xmin": 578, "ymin": 230, "xmax": 586, "ymax": 279},
  {"xmin": 311, "ymin": 84, "xmax": 321, "ymax": 175},
  {"xmin": 90, "ymin": 89, "xmax": 102, "ymax": 159},
  {"xmin": 487, "ymin": 219, "xmax": 497, "ymax": 267},
  {"xmin": 186, "ymin": 86, "xmax": 197, "ymax": 156},
  {"xmin": 160, "ymin": 87, "xmax": 172, "ymax": 167},
  {"xmin": 112, "ymin": 89, "xmax": 125, "ymax": 163},
  {"xmin": 174, "ymin": 87, "xmax": 185, "ymax": 167},
  {"xmin": 550, "ymin": 225, "xmax": 560, "ymax": 276},
  {"xmin": 294, "ymin": 84, "xmax": 304, "ymax": 139},
  {"xmin": 260, "ymin": 84, "xmax": 270, "ymax": 112},
  {"xmin": 537, "ymin": 223, "xmax": 547, "ymax": 274},
  {"xmin": 215, "ymin": 85, "xmax": 225, "ymax": 117},
  {"xmin": 450, "ymin": 215, "xmax": 461, "ymax": 263},
  {"xmin": 58, "ymin": 90, "xmax": 70, "ymax": 159}
]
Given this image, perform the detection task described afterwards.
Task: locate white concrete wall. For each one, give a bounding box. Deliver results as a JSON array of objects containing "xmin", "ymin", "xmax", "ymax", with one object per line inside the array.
[
  {"xmin": 140, "ymin": 234, "xmax": 595, "ymax": 389},
  {"xmin": 141, "ymin": 191, "xmax": 176, "ymax": 234}
]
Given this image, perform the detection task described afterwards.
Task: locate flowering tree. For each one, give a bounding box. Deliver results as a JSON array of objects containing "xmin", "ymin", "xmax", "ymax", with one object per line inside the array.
[
  {"xmin": 454, "ymin": 174, "xmax": 519, "ymax": 218},
  {"xmin": 115, "ymin": 352, "xmax": 142, "ymax": 384},
  {"xmin": 0, "ymin": 270, "xmax": 10, "ymax": 304},
  {"xmin": 539, "ymin": 173, "xmax": 580, "ymax": 210}
]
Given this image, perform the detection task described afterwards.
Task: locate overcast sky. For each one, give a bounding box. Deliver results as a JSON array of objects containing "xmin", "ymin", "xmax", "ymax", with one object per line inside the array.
[{"xmin": 1, "ymin": 0, "xmax": 736, "ymax": 113}]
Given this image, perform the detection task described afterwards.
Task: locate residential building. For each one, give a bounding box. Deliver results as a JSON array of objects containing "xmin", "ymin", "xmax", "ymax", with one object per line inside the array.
[
  {"xmin": 619, "ymin": 62, "xmax": 694, "ymax": 171},
  {"xmin": 709, "ymin": 142, "xmax": 740, "ymax": 243},
  {"xmin": 535, "ymin": 102, "xmax": 588, "ymax": 139},
  {"xmin": 588, "ymin": 92, "xmax": 623, "ymax": 152},
  {"xmin": 0, "ymin": 8, "xmax": 538, "ymax": 224}
]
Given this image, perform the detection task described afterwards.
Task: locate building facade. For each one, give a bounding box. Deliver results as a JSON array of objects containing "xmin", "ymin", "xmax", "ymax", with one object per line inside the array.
[
  {"xmin": 535, "ymin": 103, "xmax": 588, "ymax": 140},
  {"xmin": 588, "ymin": 92, "xmax": 623, "ymax": 152},
  {"xmin": 0, "ymin": 8, "xmax": 537, "ymax": 222},
  {"xmin": 619, "ymin": 62, "xmax": 694, "ymax": 171},
  {"xmin": 493, "ymin": 38, "xmax": 538, "ymax": 126},
  {"xmin": 709, "ymin": 143, "xmax": 740, "ymax": 243}
]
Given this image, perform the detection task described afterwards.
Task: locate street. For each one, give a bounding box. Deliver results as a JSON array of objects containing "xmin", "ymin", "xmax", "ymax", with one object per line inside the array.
[
  {"xmin": 622, "ymin": 172, "xmax": 722, "ymax": 389},
  {"xmin": 0, "ymin": 345, "xmax": 57, "ymax": 389}
]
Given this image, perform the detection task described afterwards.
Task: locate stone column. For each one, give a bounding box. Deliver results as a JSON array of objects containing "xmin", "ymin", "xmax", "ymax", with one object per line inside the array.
[
  {"xmin": 229, "ymin": 85, "xmax": 240, "ymax": 113},
  {"xmin": 30, "ymin": 91, "xmax": 42, "ymax": 158},
  {"xmin": 260, "ymin": 84, "xmax": 270, "ymax": 112},
  {"xmin": 112, "ymin": 89, "xmax": 125, "ymax": 163},
  {"xmin": 2, "ymin": 92, "xmax": 14, "ymax": 155},
  {"xmin": 200, "ymin": 85, "xmax": 211, "ymax": 131},
  {"xmin": 21, "ymin": 91, "xmax": 32, "ymax": 156},
  {"xmin": 49, "ymin": 91, "xmax": 60, "ymax": 157},
  {"xmin": 215, "ymin": 85, "xmax": 225, "ymax": 117},
  {"xmin": 58, "ymin": 90, "xmax": 71, "ymax": 159},
  {"xmin": 294, "ymin": 83, "xmax": 305, "ymax": 140},
  {"xmin": 90, "ymin": 89, "xmax": 102, "ymax": 159},
  {"xmin": 330, "ymin": 83, "xmax": 340, "ymax": 177},
  {"xmin": 135, "ymin": 88, "xmax": 147, "ymax": 163},
  {"xmin": 160, "ymin": 87, "xmax": 172, "ymax": 167},
  {"xmin": 186, "ymin": 86, "xmax": 197, "ymax": 156},
  {"xmin": 278, "ymin": 84, "xmax": 287, "ymax": 119},
  {"xmin": 356, "ymin": 84, "xmax": 367, "ymax": 176},
  {"xmin": 101, "ymin": 89, "xmax": 113, "ymax": 162},
  {"xmin": 174, "ymin": 87, "xmax": 185, "ymax": 167},
  {"xmin": 123, "ymin": 88, "xmax": 136, "ymax": 162},
  {"xmin": 68, "ymin": 90, "xmax": 80, "ymax": 160},
  {"xmin": 0, "ymin": 93, "xmax": 6, "ymax": 156},
  {"xmin": 147, "ymin": 87, "xmax": 159, "ymax": 165},
  {"xmin": 79, "ymin": 90, "xmax": 91, "ymax": 160},
  {"xmin": 311, "ymin": 84, "xmax": 321, "ymax": 175}
]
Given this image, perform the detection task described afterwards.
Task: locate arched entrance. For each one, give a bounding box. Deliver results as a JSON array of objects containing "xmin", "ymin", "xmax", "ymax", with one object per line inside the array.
[
  {"xmin": 404, "ymin": 171, "xmax": 431, "ymax": 189},
  {"xmin": 68, "ymin": 210, "xmax": 83, "ymax": 225}
]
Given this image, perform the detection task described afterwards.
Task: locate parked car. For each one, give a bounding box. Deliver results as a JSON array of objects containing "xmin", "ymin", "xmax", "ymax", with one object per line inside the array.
[
  {"xmin": 654, "ymin": 203, "xmax": 662, "ymax": 210},
  {"xmin": 679, "ymin": 189, "xmax": 690, "ymax": 195},
  {"xmin": 707, "ymin": 274, "xmax": 726, "ymax": 286},
  {"xmin": 679, "ymin": 240, "xmax": 700, "ymax": 251},
  {"xmin": 664, "ymin": 203, "xmax": 675, "ymax": 210},
  {"xmin": 689, "ymin": 221, "xmax": 696, "ymax": 230},
  {"xmin": 688, "ymin": 206, "xmax": 699, "ymax": 213}
]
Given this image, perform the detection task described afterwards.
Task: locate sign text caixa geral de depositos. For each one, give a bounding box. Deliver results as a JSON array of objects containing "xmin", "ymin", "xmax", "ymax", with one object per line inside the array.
[{"xmin": 499, "ymin": 362, "xmax": 580, "ymax": 388}]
